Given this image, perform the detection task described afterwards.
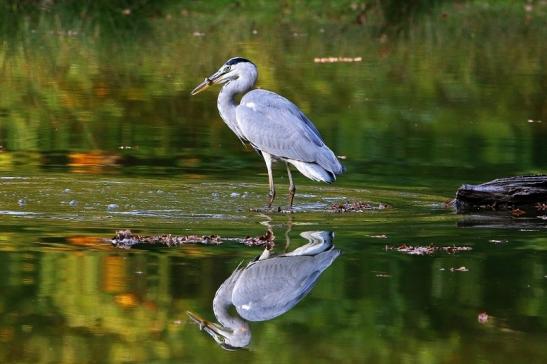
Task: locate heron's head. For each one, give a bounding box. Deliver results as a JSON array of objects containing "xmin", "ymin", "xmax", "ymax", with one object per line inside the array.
[
  {"xmin": 186, "ymin": 311, "xmax": 251, "ymax": 351},
  {"xmin": 191, "ymin": 57, "xmax": 257, "ymax": 95}
]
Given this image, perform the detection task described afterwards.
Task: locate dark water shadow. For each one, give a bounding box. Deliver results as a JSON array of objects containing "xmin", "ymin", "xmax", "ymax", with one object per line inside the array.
[{"xmin": 187, "ymin": 230, "xmax": 340, "ymax": 350}]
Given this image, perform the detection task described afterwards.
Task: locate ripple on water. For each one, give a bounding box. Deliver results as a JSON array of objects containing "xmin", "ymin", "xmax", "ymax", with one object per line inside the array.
[
  {"xmin": 0, "ymin": 210, "xmax": 41, "ymax": 216},
  {"xmin": 108, "ymin": 210, "xmax": 243, "ymax": 220}
]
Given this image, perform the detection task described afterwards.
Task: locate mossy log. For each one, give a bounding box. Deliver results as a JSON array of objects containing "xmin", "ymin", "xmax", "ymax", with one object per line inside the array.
[{"xmin": 455, "ymin": 175, "xmax": 547, "ymax": 214}]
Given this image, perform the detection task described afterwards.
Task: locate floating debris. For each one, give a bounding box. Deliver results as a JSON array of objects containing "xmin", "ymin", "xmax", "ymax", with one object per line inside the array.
[
  {"xmin": 451, "ymin": 266, "xmax": 469, "ymax": 272},
  {"xmin": 370, "ymin": 234, "xmax": 388, "ymax": 239},
  {"xmin": 314, "ymin": 57, "xmax": 362, "ymax": 63},
  {"xmin": 111, "ymin": 229, "xmax": 275, "ymax": 249},
  {"xmin": 17, "ymin": 198, "xmax": 27, "ymax": 207},
  {"xmin": 373, "ymin": 271, "xmax": 391, "ymax": 278},
  {"xmin": 112, "ymin": 230, "xmax": 221, "ymax": 249},
  {"xmin": 69, "ymin": 200, "xmax": 78, "ymax": 207},
  {"xmin": 386, "ymin": 244, "xmax": 472, "ymax": 255},
  {"xmin": 241, "ymin": 230, "xmax": 275, "ymax": 247},
  {"xmin": 330, "ymin": 201, "xmax": 390, "ymax": 213},
  {"xmin": 489, "ymin": 239, "xmax": 507, "ymax": 244}
]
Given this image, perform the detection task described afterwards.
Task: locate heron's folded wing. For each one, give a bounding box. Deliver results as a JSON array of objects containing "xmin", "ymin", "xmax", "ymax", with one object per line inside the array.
[
  {"xmin": 236, "ymin": 90, "xmax": 334, "ymax": 165},
  {"xmin": 232, "ymin": 250, "xmax": 339, "ymax": 321}
]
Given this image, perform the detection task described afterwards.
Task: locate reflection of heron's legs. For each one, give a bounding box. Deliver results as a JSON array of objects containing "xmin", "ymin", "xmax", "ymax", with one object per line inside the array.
[
  {"xmin": 286, "ymin": 163, "xmax": 296, "ymax": 208},
  {"xmin": 263, "ymin": 152, "xmax": 276, "ymax": 208},
  {"xmin": 258, "ymin": 244, "xmax": 272, "ymax": 260},
  {"xmin": 284, "ymin": 217, "xmax": 293, "ymax": 252}
]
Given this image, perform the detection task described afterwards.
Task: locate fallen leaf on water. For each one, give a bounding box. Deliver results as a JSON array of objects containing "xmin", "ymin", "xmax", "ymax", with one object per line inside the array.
[
  {"xmin": 511, "ymin": 208, "xmax": 526, "ymax": 217},
  {"xmin": 478, "ymin": 312, "xmax": 489, "ymax": 324},
  {"xmin": 371, "ymin": 234, "xmax": 388, "ymax": 239},
  {"xmin": 450, "ymin": 266, "xmax": 469, "ymax": 272}
]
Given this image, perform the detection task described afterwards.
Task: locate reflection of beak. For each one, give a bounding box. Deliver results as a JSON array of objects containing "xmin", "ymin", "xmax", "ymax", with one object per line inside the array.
[
  {"xmin": 187, "ymin": 311, "xmax": 247, "ymax": 351},
  {"xmin": 186, "ymin": 311, "xmax": 229, "ymax": 343}
]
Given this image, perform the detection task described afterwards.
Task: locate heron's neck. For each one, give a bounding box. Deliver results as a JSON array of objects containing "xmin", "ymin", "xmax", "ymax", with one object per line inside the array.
[
  {"xmin": 212, "ymin": 275, "xmax": 249, "ymax": 331},
  {"xmin": 217, "ymin": 74, "xmax": 256, "ymax": 141}
]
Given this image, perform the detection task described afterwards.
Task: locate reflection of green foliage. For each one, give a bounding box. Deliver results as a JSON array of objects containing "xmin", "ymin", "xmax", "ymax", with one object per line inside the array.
[
  {"xmin": 1, "ymin": 1, "xmax": 545, "ymax": 185},
  {"xmin": 0, "ymin": 234, "xmax": 545, "ymax": 363}
]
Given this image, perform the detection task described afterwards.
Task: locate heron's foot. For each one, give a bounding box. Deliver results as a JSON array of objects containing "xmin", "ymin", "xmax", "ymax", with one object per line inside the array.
[{"xmin": 279, "ymin": 206, "xmax": 295, "ymax": 214}]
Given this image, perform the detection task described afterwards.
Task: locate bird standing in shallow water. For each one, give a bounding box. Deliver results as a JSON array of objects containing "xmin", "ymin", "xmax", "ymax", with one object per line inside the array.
[{"xmin": 191, "ymin": 57, "xmax": 344, "ymax": 209}]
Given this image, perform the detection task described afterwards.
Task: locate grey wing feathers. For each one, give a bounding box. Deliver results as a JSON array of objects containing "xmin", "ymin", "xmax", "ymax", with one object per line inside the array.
[
  {"xmin": 236, "ymin": 90, "xmax": 343, "ymax": 175},
  {"xmin": 231, "ymin": 249, "xmax": 340, "ymax": 321}
]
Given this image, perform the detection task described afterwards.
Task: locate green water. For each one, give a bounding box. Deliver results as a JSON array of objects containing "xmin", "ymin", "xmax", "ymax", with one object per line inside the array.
[{"xmin": 0, "ymin": 2, "xmax": 546, "ymax": 363}]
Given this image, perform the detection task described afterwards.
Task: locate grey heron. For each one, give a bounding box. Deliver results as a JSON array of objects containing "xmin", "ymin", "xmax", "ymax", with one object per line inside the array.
[
  {"xmin": 187, "ymin": 230, "xmax": 340, "ymax": 350},
  {"xmin": 191, "ymin": 57, "xmax": 345, "ymax": 209}
]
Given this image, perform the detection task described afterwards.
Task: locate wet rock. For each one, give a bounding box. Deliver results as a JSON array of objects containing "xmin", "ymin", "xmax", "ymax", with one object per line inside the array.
[
  {"xmin": 107, "ymin": 203, "xmax": 119, "ymax": 211},
  {"xmin": 455, "ymin": 175, "xmax": 547, "ymax": 213},
  {"xmin": 69, "ymin": 200, "xmax": 78, "ymax": 207},
  {"xmin": 18, "ymin": 198, "xmax": 27, "ymax": 207}
]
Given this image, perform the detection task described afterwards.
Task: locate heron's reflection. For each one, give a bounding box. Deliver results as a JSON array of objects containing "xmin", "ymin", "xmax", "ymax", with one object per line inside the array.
[{"xmin": 187, "ymin": 231, "xmax": 340, "ymax": 350}]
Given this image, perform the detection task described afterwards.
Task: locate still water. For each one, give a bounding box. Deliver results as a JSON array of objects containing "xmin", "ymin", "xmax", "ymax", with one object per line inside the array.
[{"xmin": 0, "ymin": 4, "xmax": 546, "ymax": 363}]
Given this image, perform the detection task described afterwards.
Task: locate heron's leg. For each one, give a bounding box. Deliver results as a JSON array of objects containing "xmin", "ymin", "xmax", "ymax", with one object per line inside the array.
[
  {"xmin": 286, "ymin": 162, "xmax": 296, "ymax": 209},
  {"xmin": 263, "ymin": 152, "xmax": 276, "ymax": 208}
]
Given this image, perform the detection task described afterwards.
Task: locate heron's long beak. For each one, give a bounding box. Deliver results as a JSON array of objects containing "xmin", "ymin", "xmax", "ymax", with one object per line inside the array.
[
  {"xmin": 191, "ymin": 68, "xmax": 230, "ymax": 95},
  {"xmin": 190, "ymin": 77, "xmax": 213, "ymax": 95}
]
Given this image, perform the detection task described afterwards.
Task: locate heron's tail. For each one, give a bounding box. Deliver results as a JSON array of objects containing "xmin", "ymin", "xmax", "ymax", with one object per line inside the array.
[{"xmin": 288, "ymin": 160, "xmax": 337, "ymax": 183}]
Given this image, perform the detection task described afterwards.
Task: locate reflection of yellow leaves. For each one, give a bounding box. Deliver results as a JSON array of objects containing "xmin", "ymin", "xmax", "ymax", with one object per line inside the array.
[
  {"xmin": 68, "ymin": 236, "xmax": 103, "ymax": 247},
  {"xmin": 0, "ymin": 153, "xmax": 13, "ymax": 171},
  {"xmin": 95, "ymin": 83, "xmax": 110, "ymax": 97},
  {"xmin": 102, "ymin": 255, "xmax": 127, "ymax": 294},
  {"xmin": 179, "ymin": 245, "xmax": 209, "ymax": 257},
  {"xmin": 61, "ymin": 92, "xmax": 79, "ymax": 108},
  {"xmin": 0, "ymin": 328, "xmax": 14, "ymax": 342},
  {"xmin": 69, "ymin": 152, "xmax": 121, "ymax": 174},
  {"xmin": 179, "ymin": 158, "xmax": 201, "ymax": 167},
  {"xmin": 69, "ymin": 152, "xmax": 120, "ymax": 166},
  {"xmin": 115, "ymin": 293, "xmax": 138, "ymax": 308}
]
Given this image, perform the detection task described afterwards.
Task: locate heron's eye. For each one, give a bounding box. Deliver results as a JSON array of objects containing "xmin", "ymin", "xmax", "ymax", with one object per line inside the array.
[{"xmin": 223, "ymin": 66, "xmax": 230, "ymax": 73}]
